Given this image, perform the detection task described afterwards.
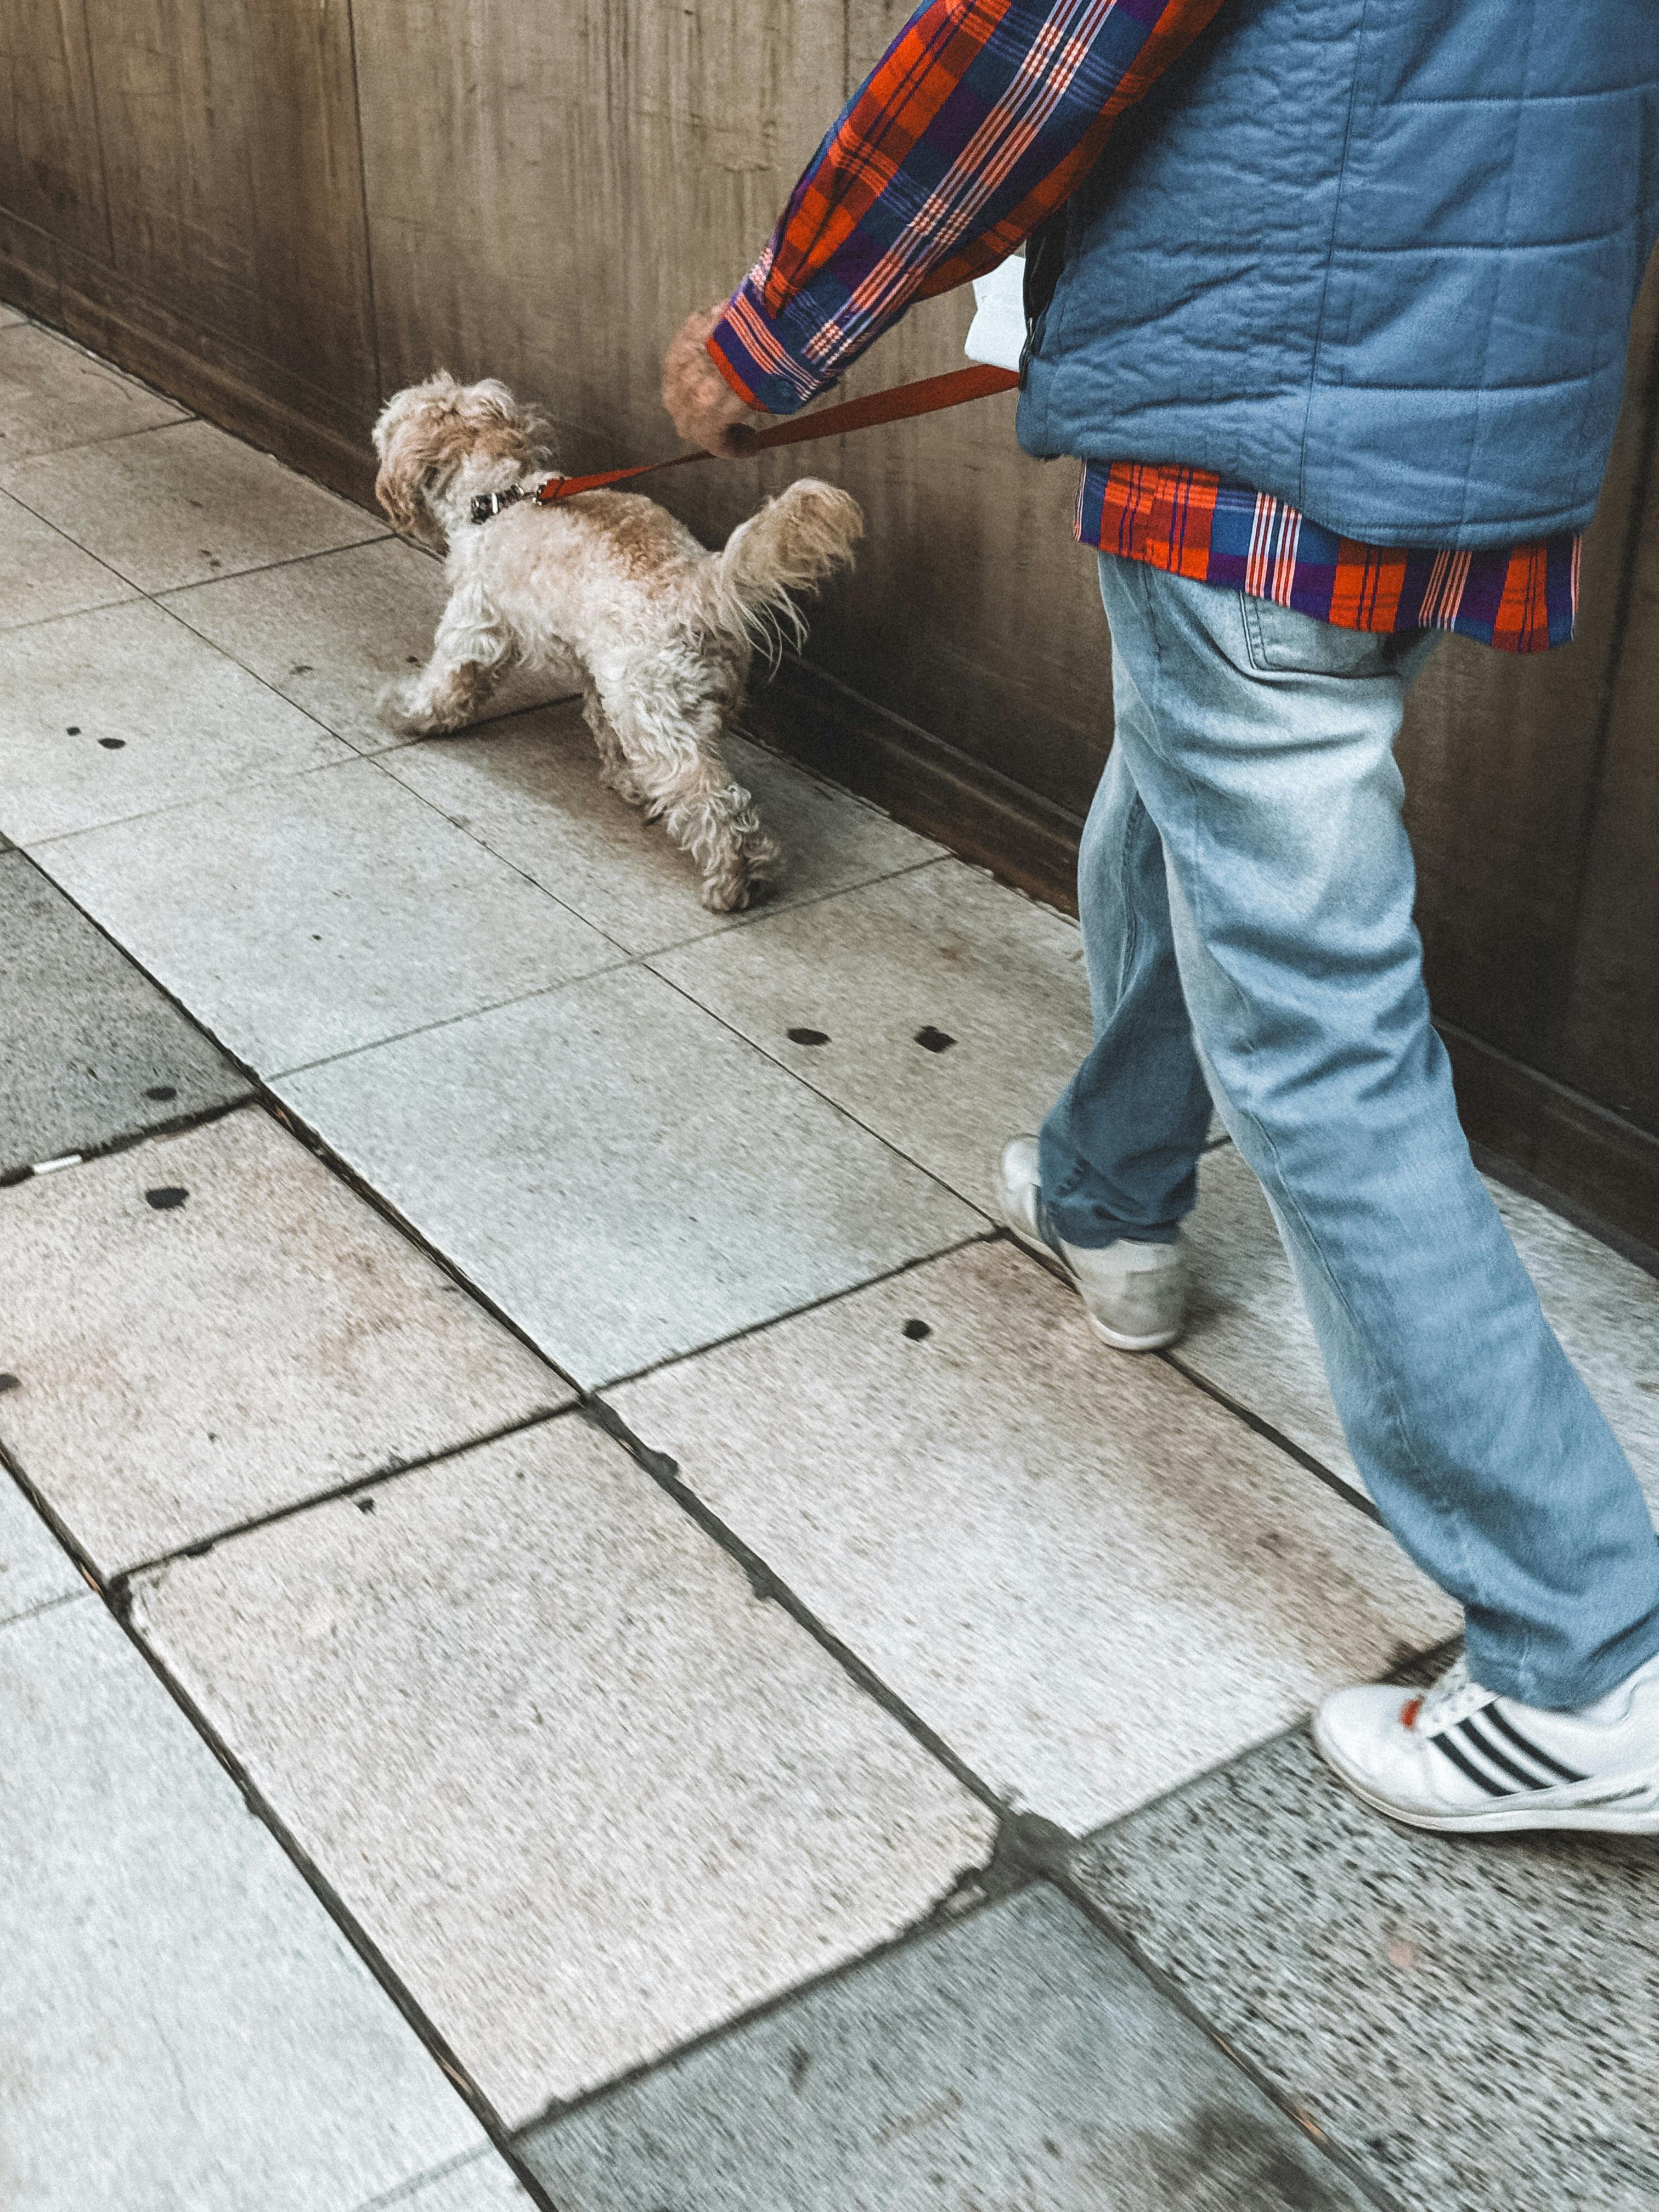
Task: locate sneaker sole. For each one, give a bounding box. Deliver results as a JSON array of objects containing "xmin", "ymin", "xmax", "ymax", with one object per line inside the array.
[
  {"xmin": 1312, "ymin": 1716, "xmax": 1659, "ymax": 1836},
  {"xmin": 1000, "ymin": 1212, "xmax": 1184, "ymax": 1355}
]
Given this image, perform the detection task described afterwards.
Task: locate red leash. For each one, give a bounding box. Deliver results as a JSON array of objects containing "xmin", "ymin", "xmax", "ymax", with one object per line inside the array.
[{"xmin": 538, "ymin": 362, "xmax": 1020, "ymax": 505}]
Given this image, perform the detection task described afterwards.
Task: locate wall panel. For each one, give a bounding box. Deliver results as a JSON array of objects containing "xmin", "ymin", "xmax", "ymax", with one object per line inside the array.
[
  {"xmin": 81, "ymin": 0, "xmax": 378, "ymax": 436},
  {"xmin": 1558, "ymin": 407, "xmax": 1659, "ymax": 1133},
  {"xmin": 0, "ymin": 0, "xmax": 109, "ymax": 262},
  {"xmin": 1397, "ymin": 269, "xmax": 1659, "ymax": 1105}
]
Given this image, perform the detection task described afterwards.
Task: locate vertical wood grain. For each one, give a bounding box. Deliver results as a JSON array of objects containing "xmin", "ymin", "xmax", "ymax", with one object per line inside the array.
[
  {"xmin": 1397, "ymin": 266, "xmax": 1659, "ymax": 1094},
  {"xmin": 0, "ymin": 0, "xmax": 110, "ymax": 260},
  {"xmin": 1556, "ymin": 392, "xmax": 1659, "ymax": 1134},
  {"xmin": 79, "ymin": 0, "xmax": 377, "ymax": 431}
]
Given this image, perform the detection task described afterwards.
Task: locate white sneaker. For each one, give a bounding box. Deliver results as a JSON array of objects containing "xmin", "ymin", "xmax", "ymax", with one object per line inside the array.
[
  {"xmin": 1314, "ymin": 1651, "xmax": 1659, "ymax": 1835},
  {"xmin": 995, "ymin": 1135, "xmax": 1187, "ymax": 1352}
]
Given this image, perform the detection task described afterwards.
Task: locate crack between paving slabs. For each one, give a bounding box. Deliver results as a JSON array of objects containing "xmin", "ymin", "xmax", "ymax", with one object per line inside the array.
[
  {"xmin": 1019, "ymin": 1634, "xmax": 1465, "ymax": 2212},
  {"xmin": 586, "ymin": 1229, "xmax": 998, "ymax": 1395},
  {"xmin": 1041, "ymin": 1710, "xmax": 1471, "ymax": 2212},
  {"xmin": 0, "ymin": 1090, "xmax": 253, "ymax": 1192},
  {"xmin": 103, "ymin": 1401, "xmax": 582, "ymax": 1588},
  {"xmin": 579, "ymin": 1395, "xmax": 1016, "ymax": 1819},
  {"xmin": 0, "ymin": 1436, "xmax": 557, "ymax": 2206},
  {"xmin": 504, "ymin": 1881, "xmax": 1037, "ymax": 2146},
  {"xmin": 641, "ymin": 961, "xmax": 1008, "ymax": 1224},
  {"xmin": 1159, "ymin": 1344, "xmax": 1386, "ymax": 1527}
]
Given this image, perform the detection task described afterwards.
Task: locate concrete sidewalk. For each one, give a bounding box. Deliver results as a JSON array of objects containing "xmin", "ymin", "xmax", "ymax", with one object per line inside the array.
[{"xmin": 2, "ymin": 303, "xmax": 1657, "ymax": 2212}]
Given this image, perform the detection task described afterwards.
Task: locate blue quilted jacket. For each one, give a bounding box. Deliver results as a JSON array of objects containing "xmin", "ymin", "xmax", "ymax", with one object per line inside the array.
[{"xmin": 1017, "ymin": 0, "xmax": 1659, "ymax": 549}]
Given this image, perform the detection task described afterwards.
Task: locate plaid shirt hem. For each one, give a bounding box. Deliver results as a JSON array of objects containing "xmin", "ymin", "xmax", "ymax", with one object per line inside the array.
[{"xmin": 1079, "ymin": 464, "xmax": 1579, "ymax": 651}]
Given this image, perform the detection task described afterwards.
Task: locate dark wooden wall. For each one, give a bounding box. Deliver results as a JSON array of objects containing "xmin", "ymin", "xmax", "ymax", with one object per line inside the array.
[{"xmin": 4, "ymin": 1, "xmax": 1657, "ymax": 1244}]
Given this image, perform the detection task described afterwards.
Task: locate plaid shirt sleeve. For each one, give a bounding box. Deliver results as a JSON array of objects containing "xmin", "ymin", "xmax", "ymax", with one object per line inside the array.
[{"xmin": 708, "ymin": 0, "xmax": 1228, "ymax": 415}]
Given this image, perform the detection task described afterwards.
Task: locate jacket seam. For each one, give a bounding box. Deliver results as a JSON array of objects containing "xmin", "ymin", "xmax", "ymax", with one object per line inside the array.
[{"xmin": 1296, "ymin": 0, "xmax": 1374, "ymax": 515}]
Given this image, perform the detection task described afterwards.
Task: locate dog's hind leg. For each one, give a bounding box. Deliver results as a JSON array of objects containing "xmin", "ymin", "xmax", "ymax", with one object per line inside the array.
[
  {"xmin": 380, "ymin": 590, "xmax": 517, "ymax": 736},
  {"xmin": 597, "ymin": 668, "xmax": 778, "ymax": 911},
  {"xmin": 581, "ymin": 684, "xmax": 650, "ymax": 809}
]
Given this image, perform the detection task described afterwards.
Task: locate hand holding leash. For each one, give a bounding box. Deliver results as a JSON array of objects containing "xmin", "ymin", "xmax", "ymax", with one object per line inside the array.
[{"xmin": 663, "ymin": 304, "xmax": 765, "ymax": 456}]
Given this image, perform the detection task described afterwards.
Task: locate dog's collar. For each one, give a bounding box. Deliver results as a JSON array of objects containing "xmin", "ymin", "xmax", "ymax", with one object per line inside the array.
[{"xmin": 468, "ymin": 482, "xmax": 529, "ymax": 526}]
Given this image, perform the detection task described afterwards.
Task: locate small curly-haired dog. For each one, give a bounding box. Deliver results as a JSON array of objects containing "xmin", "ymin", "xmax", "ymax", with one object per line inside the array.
[{"xmin": 373, "ymin": 372, "xmax": 862, "ymax": 910}]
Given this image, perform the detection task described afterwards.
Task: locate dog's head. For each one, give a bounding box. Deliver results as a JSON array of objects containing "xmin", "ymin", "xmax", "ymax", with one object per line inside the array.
[{"xmin": 372, "ymin": 372, "xmax": 550, "ymax": 549}]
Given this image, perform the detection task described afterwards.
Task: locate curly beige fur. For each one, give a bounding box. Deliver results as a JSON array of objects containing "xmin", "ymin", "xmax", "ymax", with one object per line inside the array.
[{"xmin": 371, "ymin": 371, "xmax": 862, "ymax": 912}]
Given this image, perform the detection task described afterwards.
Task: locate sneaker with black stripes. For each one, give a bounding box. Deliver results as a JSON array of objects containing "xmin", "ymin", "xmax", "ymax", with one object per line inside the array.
[{"xmin": 1314, "ymin": 1651, "xmax": 1659, "ymax": 1834}]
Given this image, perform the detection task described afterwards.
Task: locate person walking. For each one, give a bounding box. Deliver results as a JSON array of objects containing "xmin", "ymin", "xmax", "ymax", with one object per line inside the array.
[{"xmin": 664, "ymin": 0, "xmax": 1659, "ymax": 1837}]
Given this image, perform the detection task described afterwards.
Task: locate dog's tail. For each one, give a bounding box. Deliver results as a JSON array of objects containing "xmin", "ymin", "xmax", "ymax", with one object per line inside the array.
[{"xmin": 691, "ymin": 479, "xmax": 862, "ymax": 657}]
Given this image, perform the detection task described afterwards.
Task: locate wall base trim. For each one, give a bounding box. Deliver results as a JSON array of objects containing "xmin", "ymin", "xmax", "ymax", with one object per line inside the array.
[
  {"xmin": 0, "ymin": 227, "xmax": 377, "ymax": 507},
  {"xmin": 744, "ymin": 655, "xmax": 1085, "ymax": 913},
  {"xmin": 1439, "ymin": 1023, "xmax": 1659, "ymax": 1265}
]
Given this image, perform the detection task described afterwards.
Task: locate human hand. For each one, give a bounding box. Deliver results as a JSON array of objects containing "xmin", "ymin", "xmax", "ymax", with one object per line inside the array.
[{"xmin": 663, "ymin": 303, "xmax": 765, "ymax": 456}]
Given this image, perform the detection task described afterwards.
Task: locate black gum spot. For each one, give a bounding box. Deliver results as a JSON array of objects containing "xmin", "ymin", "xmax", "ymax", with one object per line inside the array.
[
  {"xmin": 144, "ymin": 1085, "xmax": 177, "ymax": 1103},
  {"xmin": 787, "ymin": 1027, "xmax": 831, "ymax": 1047},
  {"xmin": 902, "ymin": 1318, "xmax": 932, "ymax": 1342},
  {"xmin": 144, "ymin": 1186, "xmax": 188, "ymax": 1210},
  {"xmin": 914, "ymin": 1026, "xmax": 956, "ymax": 1053},
  {"xmin": 0, "ymin": 1374, "xmax": 19, "ymax": 1394}
]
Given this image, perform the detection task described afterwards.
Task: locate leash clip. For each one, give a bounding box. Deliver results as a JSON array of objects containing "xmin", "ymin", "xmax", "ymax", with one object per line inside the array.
[{"xmin": 468, "ymin": 483, "xmax": 528, "ymax": 526}]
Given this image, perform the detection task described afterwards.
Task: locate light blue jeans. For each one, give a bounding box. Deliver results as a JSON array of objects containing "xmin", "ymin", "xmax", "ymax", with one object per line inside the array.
[{"xmin": 1041, "ymin": 553, "xmax": 1659, "ymax": 1708}]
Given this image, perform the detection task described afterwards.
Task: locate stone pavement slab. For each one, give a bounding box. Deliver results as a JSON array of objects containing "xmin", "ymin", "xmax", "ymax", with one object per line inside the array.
[
  {"xmin": 0, "ymin": 321, "xmax": 184, "ymax": 459},
  {"xmin": 359, "ymin": 2153, "xmax": 538, "ymax": 2209},
  {"xmin": 1074, "ymin": 1719, "xmax": 1659, "ymax": 2212},
  {"xmin": 0, "ymin": 599, "xmax": 353, "ymax": 846},
  {"xmin": 610, "ymin": 1239, "xmax": 1456, "ymax": 1832},
  {"xmin": 520, "ymin": 1884, "xmax": 1369, "ymax": 2211},
  {"xmin": 652, "ymin": 859, "xmax": 1093, "ymax": 1211},
  {"xmin": 0, "ymin": 486, "xmax": 138, "ymax": 631},
  {"xmin": 0, "ymin": 848, "xmax": 249, "ymax": 1174},
  {"xmin": 132, "ymin": 1418, "xmax": 996, "ymax": 2126},
  {"xmin": 279, "ymin": 966, "xmax": 981, "ymax": 1386},
  {"xmin": 0, "ymin": 1108, "xmax": 567, "ymax": 1571},
  {"xmin": 0, "ymin": 1597, "xmax": 486, "ymax": 2212},
  {"xmin": 0, "ymin": 415, "xmax": 386, "ymax": 591},
  {"xmin": 37, "ymin": 754, "xmax": 620, "ymax": 1074},
  {"xmin": 0, "ymin": 1472, "xmax": 83, "ymax": 1628},
  {"xmin": 385, "ymin": 707, "xmax": 943, "ymax": 955},
  {"xmin": 1183, "ymin": 1141, "xmax": 1659, "ymax": 1505},
  {"xmin": 161, "ymin": 536, "xmax": 571, "ymax": 754}
]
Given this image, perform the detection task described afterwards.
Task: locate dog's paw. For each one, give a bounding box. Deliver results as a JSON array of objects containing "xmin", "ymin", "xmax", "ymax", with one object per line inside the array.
[
  {"xmin": 699, "ymin": 834, "xmax": 782, "ymax": 913},
  {"xmin": 376, "ymin": 678, "xmax": 452, "ymax": 736},
  {"xmin": 376, "ymin": 679, "xmax": 426, "ymax": 733}
]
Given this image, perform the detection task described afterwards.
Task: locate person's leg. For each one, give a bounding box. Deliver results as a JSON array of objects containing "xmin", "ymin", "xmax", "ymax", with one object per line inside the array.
[
  {"xmin": 1091, "ymin": 551, "xmax": 1659, "ymax": 1711},
  {"xmin": 1039, "ymin": 673, "xmax": 1214, "ymax": 1249}
]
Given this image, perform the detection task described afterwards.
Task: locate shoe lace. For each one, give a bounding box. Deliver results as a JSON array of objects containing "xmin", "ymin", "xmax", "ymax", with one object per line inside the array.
[{"xmin": 1412, "ymin": 1654, "xmax": 1488, "ymax": 1733}]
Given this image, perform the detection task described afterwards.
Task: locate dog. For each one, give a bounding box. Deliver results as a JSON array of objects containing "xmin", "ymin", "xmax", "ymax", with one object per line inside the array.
[{"xmin": 372, "ymin": 372, "xmax": 862, "ymax": 911}]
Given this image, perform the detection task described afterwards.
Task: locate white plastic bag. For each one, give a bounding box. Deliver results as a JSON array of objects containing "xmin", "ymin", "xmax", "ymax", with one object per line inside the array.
[{"xmin": 963, "ymin": 253, "xmax": 1026, "ymax": 373}]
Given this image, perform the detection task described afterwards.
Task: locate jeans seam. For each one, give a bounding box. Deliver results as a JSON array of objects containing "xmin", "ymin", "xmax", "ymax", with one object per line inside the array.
[{"xmin": 1135, "ymin": 565, "xmax": 1481, "ymax": 1620}]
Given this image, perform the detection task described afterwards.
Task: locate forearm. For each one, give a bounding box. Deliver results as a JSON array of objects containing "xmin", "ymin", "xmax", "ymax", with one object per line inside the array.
[{"xmin": 709, "ymin": 0, "xmax": 1227, "ymax": 414}]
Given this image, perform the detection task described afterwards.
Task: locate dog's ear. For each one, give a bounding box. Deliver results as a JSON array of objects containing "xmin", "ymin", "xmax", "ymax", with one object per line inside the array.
[
  {"xmin": 462, "ymin": 379, "xmax": 552, "ymax": 467},
  {"xmin": 373, "ymin": 394, "xmax": 451, "ymax": 549}
]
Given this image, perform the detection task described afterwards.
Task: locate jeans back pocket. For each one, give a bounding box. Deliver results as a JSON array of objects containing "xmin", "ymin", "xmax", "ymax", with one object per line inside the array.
[{"xmin": 1240, "ymin": 592, "xmax": 1410, "ymax": 679}]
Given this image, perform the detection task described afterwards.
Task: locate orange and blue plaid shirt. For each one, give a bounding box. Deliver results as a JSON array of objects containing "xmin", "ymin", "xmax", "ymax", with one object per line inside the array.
[{"xmin": 709, "ymin": 0, "xmax": 1579, "ymax": 653}]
